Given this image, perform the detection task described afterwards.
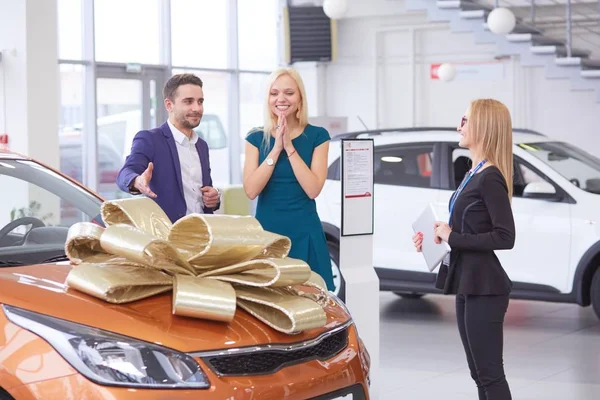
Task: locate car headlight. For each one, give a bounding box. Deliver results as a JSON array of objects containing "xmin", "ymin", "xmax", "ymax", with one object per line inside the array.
[{"xmin": 2, "ymin": 304, "xmax": 210, "ymax": 389}]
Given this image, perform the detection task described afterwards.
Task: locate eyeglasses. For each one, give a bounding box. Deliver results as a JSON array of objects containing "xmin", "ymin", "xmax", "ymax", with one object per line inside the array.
[{"xmin": 460, "ymin": 117, "xmax": 468, "ymax": 128}]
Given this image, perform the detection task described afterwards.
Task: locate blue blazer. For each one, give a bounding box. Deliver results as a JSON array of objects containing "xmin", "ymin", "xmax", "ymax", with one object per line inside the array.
[{"xmin": 117, "ymin": 122, "xmax": 219, "ymax": 222}]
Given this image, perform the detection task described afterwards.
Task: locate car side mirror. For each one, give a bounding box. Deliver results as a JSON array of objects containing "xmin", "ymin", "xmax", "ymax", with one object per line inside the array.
[
  {"xmin": 523, "ymin": 181, "xmax": 559, "ymax": 200},
  {"xmin": 586, "ymin": 178, "xmax": 600, "ymax": 194}
]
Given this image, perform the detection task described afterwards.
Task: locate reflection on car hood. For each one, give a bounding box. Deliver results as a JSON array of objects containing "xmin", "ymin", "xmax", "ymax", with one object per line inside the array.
[{"xmin": 0, "ymin": 264, "xmax": 350, "ymax": 352}]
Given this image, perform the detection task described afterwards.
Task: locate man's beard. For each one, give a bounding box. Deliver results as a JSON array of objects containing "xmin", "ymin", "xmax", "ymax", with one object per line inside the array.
[{"xmin": 178, "ymin": 113, "xmax": 202, "ymax": 129}]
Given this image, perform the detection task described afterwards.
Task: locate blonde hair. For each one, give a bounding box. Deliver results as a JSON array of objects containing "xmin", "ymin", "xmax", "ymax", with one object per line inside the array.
[
  {"xmin": 258, "ymin": 67, "xmax": 309, "ymax": 150},
  {"xmin": 469, "ymin": 99, "xmax": 514, "ymax": 200}
]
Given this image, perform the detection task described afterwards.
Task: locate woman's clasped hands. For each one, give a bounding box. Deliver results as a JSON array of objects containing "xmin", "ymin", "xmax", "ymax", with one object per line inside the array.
[
  {"xmin": 273, "ymin": 112, "xmax": 285, "ymax": 153},
  {"xmin": 273, "ymin": 111, "xmax": 294, "ymax": 154}
]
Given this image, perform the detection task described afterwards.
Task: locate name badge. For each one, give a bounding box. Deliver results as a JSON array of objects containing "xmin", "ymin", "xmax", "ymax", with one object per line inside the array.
[{"xmin": 442, "ymin": 253, "xmax": 450, "ymax": 266}]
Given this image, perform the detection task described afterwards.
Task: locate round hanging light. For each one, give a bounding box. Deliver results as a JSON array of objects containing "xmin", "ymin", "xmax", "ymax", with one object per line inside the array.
[
  {"xmin": 438, "ymin": 63, "xmax": 457, "ymax": 82},
  {"xmin": 323, "ymin": 0, "xmax": 348, "ymax": 20},
  {"xmin": 487, "ymin": 7, "xmax": 516, "ymax": 35}
]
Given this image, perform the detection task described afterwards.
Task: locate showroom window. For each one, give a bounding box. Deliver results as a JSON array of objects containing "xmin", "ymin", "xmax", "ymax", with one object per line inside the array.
[
  {"xmin": 238, "ymin": 0, "xmax": 279, "ymax": 71},
  {"xmin": 57, "ymin": 0, "xmax": 84, "ymax": 60},
  {"xmin": 57, "ymin": 0, "xmax": 280, "ymax": 192},
  {"xmin": 58, "ymin": 64, "xmax": 85, "ymax": 183},
  {"xmin": 94, "ymin": 0, "xmax": 162, "ymax": 64},
  {"xmin": 374, "ymin": 144, "xmax": 435, "ymax": 188},
  {"xmin": 172, "ymin": 69, "xmax": 232, "ymax": 189},
  {"xmin": 171, "ymin": 0, "xmax": 229, "ymax": 69},
  {"xmin": 240, "ymin": 73, "xmax": 270, "ymax": 140}
]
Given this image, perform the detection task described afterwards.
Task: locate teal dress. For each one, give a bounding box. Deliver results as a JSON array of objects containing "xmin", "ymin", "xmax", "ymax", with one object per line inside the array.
[{"xmin": 246, "ymin": 124, "xmax": 334, "ymax": 291}]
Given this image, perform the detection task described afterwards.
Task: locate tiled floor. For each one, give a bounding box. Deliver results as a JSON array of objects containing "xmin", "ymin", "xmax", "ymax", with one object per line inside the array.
[{"xmin": 377, "ymin": 292, "xmax": 600, "ymax": 399}]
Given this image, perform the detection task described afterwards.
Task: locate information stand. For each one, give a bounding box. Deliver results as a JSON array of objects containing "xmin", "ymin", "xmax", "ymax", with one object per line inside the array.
[{"xmin": 340, "ymin": 139, "xmax": 379, "ymax": 399}]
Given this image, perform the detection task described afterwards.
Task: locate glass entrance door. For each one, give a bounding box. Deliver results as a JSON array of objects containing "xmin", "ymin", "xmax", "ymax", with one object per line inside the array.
[{"xmin": 95, "ymin": 65, "xmax": 166, "ymax": 199}]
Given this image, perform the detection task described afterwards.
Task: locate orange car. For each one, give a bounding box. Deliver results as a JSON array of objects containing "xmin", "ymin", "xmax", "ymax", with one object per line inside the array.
[{"xmin": 0, "ymin": 150, "xmax": 370, "ymax": 400}]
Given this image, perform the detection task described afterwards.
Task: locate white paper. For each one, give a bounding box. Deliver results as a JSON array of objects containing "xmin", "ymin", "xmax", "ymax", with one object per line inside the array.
[
  {"xmin": 343, "ymin": 141, "xmax": 372, "ymax": 199},
  {"xmin": 341, "ymin": 139, "xmax": 374, "ymax": 237}
]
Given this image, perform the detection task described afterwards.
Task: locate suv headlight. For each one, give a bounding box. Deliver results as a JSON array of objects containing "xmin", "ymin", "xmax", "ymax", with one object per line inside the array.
[{"xmin": 2, "ymin": 305, "xmax": 210, "ymax": 389}]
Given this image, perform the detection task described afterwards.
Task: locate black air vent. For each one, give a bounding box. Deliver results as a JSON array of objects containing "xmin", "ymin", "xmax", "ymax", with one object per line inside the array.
[
  {"xmin": 202, "ymin": 327, "xmax": 349, "ymax": 376},
  {"xmin": 286, "ymin": 6, "xmax": 335, "ymax": 63}
]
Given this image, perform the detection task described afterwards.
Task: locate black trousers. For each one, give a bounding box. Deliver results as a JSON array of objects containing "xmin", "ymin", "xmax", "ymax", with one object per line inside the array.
[{"xmin": 456, "ymin": 294, "xmax": 511, "ymax": 400}]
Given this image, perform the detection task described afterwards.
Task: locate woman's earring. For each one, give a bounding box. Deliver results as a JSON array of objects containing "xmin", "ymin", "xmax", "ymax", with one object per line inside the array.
[{"xmin": 296, "ymin": 106, "xmax": 301, "ymax": 119}]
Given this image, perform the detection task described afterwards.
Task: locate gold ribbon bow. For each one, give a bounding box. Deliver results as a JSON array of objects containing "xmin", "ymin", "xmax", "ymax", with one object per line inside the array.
[{"xmin": 64, "ymin": 197, "xmax": 329, "ymax": 334}]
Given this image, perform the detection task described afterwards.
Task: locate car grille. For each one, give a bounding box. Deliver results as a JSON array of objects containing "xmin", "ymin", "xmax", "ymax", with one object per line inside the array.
[{"xmin": 202, "ymin": 326, "xmax": 349, "ymax": 376}]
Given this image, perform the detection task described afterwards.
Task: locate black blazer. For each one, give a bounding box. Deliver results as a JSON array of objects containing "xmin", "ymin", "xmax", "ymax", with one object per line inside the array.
[{"xmin": 435, "ymin": 166, "xmax": 515, "ymax": 295}]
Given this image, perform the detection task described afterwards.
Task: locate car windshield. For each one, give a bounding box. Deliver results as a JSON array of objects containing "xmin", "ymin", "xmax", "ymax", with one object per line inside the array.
[
  {"xmin": 0, "ymin": 159, "xmax": 102, "ymax": 267},
  {"xmin": 518, "ymin": 141, "xmax": 600, "ymax": 194}
]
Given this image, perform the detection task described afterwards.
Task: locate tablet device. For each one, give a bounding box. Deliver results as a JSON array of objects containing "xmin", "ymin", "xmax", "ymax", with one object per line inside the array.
[{"xmin": 412, "ymin": 203, "xmax": 451, "ymax": 272}]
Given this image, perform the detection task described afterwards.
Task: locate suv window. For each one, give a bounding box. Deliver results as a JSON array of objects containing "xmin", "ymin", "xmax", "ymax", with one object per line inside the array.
[
  {"xmin": 374, "ymin": 144, "xmax": 434, "ymax": 188},
  {"xmin": 327, "ymin": 157, "xmax": 341, "ymax": 181},
  {"xmin": 513, "ymin": 158, "xmax": 550, "ymax": 198},
  {"xmin": 451, "ymin": 148, "xmax": 472, "ymax": 189},
  {"xmin": 0, "ymin": 160, "xmax": 102, "ymax": 257},
  {"xmin": 451, "ymin": 148, "xmax": 554, "ymax": 198},
  {"xmin": 518, "ymin": 141, "xmax": 600, "ymax": 194}
]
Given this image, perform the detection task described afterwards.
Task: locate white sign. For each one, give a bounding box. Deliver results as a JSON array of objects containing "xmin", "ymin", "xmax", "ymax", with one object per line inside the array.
[
  {"xmin": 430, "ymin": 61, "xmax": 505, "ymax": 81},
  {"xmin": 341, "ymin": 139, "xmax": 374, "ymax": 236},
  {"xmin": 344, "ymin": 142, "xmax": 372, "ymax": 198}
]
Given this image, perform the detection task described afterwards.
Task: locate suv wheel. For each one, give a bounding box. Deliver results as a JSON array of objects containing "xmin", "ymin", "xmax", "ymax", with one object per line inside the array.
[
  {"xmin": 591, "ymin": 268, "xmax": 600, "ymax": 319},
  {"xmin": 0, "ymin": 389, "xmax": 14, "ymax": 400},
  {"xmin": 328, "ymin": 240, "xmax": 345, "ymax": 301}
]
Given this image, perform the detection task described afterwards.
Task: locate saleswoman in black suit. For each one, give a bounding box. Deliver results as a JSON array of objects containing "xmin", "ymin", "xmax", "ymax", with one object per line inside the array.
[{"xmin": 413, "ymin": 99, "xmax": 516, "ymax": 400}]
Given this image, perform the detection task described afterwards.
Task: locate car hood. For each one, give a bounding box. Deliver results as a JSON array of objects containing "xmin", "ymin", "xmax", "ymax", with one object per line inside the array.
[{"xmin": 0, "ymin": 263, "xmax": 351, "ymax": 352}]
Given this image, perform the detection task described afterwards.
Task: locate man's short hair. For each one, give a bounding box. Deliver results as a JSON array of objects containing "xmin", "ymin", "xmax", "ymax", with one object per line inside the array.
[{"xmin": 163, "ymin": 73, "xmax": 203, "ymax": 100}]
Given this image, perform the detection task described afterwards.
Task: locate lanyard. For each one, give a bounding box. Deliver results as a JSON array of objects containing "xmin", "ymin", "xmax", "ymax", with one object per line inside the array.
[{"xmin": 448, "ymin": 159, "xmax": 487, "ymax": 226}]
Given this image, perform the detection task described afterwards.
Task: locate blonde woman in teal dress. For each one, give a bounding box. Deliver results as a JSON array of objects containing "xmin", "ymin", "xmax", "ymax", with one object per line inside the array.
[{"xmin": 243, "ymin": 67, "xmax": 334, "ymax": 291}]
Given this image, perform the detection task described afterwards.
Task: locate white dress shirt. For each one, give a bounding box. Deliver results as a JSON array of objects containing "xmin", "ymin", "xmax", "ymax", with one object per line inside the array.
[{"xmin": 167, "ymin": 120, "xmax": 204, "ymax": 215}]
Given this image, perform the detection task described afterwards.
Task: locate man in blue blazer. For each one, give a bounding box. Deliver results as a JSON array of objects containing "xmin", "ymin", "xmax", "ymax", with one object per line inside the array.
[{"xmin": 117, "ymin": 73, "xmax": 220, "ymax": 222}]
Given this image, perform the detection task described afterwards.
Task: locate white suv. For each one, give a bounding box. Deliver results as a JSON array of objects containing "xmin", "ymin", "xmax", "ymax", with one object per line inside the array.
[{"xmin": 317, "ymin": 127, "xmax": 600, "ymax": 319}]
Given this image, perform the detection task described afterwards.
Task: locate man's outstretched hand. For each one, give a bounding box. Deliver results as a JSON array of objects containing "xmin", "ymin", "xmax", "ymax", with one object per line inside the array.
[{"xmin": 133, "ymin": 162, "xmax": 157, "ymax": 198}]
